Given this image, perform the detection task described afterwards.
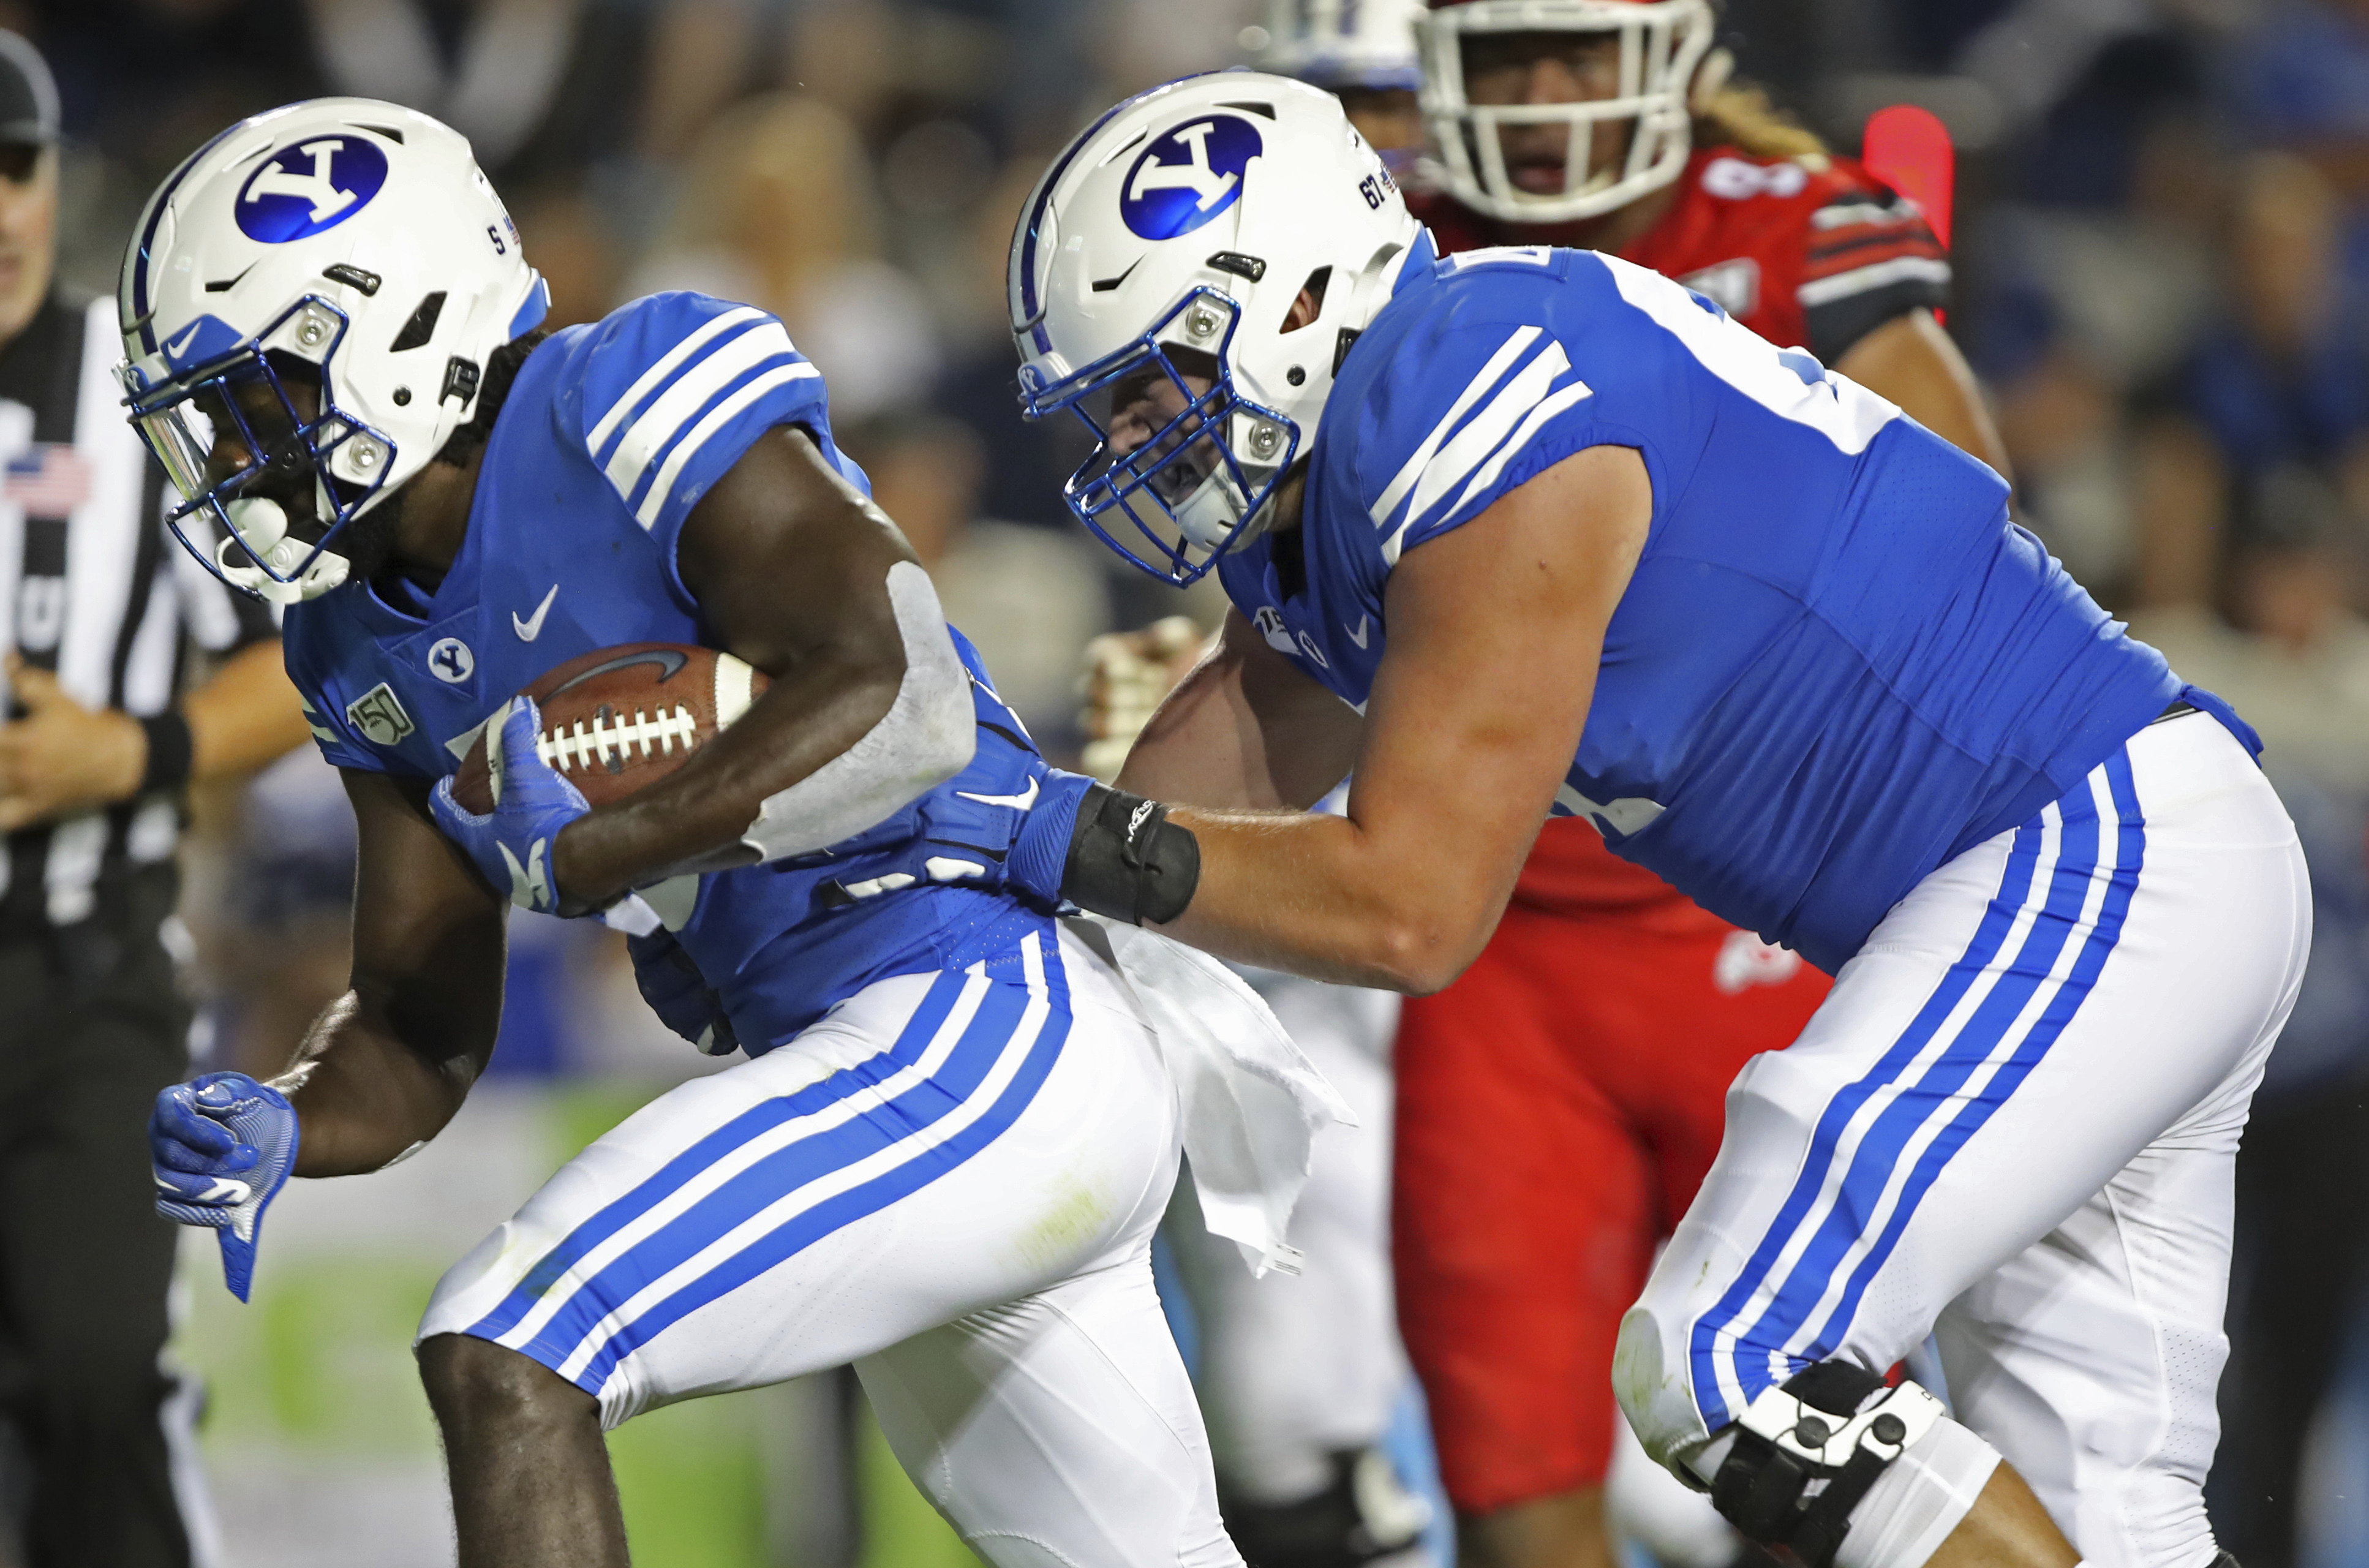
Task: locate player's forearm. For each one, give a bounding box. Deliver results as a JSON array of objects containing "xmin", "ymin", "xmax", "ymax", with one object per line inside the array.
[
  {"xmin": 551, "ymin": 655, "xmax": 908, "ymax": 909},
  {"xmin": 186, "ymin": 641, "xmax": 314, "ymax": 783},
  {"xmin": 1117, "ymin": 616, "xmax": 1363, "ymax": 810},
  {"xmin": 1151, "ymin": 807, "xmax": 1502, "ymax": 993},
  {"xmin": 1115, "ymin": 649, "xmax": 1281, "ymax": 808},
  {"xmin": 275, "ymin": 989, "xmax": 489, "ymax": 1177}
]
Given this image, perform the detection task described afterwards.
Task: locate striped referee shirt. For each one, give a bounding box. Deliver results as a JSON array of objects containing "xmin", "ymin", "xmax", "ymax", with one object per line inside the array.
[{"xmin": 0, "ymin": 291, "xmax": 273, "ymax": 935}]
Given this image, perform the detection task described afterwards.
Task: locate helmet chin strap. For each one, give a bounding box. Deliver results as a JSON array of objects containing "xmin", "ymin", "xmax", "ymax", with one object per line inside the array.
[{"xmin": 217, "ymin": 497, "xmax": 350, "ymax": 605}]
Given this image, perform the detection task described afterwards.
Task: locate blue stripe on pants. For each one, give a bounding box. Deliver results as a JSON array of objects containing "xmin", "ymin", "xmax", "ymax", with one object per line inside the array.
[
  {"xmin": 503, "ymin": 972, "xmax": 1041, "ymax": 1377},
  {"xmin": 1683, "ymin": 819, "xmax": 2049, "ymax": 1425},
  {"xmin": 1687, "ymin": 753, "xmax": 2142, "ymax": 1426},
  {"xmin": 568, "ymin": 968, "xmax": 1074, "ymax": 1392},
  {"xmin": 468, "ymin": 934, "xmax": 1071, "ymax": 1378},
  {"xmin": 1798, "ymin": 750, "xmax": 2145, "ymax": 1360},
  {"xmin": 463, "ymin": 965, "xmax": 974, "ymax": 1345}
]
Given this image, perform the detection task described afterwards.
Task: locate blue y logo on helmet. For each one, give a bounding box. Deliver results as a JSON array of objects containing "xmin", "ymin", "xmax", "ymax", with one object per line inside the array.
[
  {"xmin": 1121, "ymin": 116, "xmax": 1262, "ymax": 241},
  {"xmin": 235, "ymin": 137, "xmax": 390, "ymax": 244}
]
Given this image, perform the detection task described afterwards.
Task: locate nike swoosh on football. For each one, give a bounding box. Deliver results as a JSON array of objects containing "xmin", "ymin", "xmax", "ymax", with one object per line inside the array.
[
  {"xmin": 513, "ymin": 584, "xmax": 559, "ymax": 641},
  {"xmin": 955, "ymin": 777, "xmax": 1039, "ymax": 811}
]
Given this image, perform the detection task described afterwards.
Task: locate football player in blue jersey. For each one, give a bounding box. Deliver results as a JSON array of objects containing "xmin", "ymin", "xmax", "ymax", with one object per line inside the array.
[
  {"xmin": 122, "ymin": 98, "xmax": 1344, "ymax": 1568},
  {"xmin": 998, "ymin": 74, "xmax": 2305, "ymax": 1568}
]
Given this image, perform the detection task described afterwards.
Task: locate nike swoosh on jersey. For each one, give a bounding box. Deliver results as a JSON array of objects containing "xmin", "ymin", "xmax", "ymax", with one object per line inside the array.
[
  {"xmin": 1345, "ymin": 614, "xmax": 1370, "ymax": 648},
  {"xmin": 513, "ymin": 584, "xmax": 559, "ymax": 641},
  {"xmin": 955, "ymin": 777, "xmax": 1039, "ymax": 811}
]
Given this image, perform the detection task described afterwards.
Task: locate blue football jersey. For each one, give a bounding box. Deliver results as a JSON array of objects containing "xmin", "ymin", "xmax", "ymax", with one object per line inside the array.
[
  {"xmin": 1218, "ymin": 244, "xmax": 2193, "ymax": 973},
  {"xmin": 282, "ymin": 292, "xmax": 1052, "ymax": 1050}
]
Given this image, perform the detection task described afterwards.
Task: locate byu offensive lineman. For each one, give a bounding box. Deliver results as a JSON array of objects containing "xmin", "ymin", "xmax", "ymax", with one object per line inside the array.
[
  {"xmin": 995, "ymin": 74, "xmax": 2305, "ymax": 1568},
  {"xmin": 126, "ymin": 99, "xmax": 1336, "ymax": 1568}
]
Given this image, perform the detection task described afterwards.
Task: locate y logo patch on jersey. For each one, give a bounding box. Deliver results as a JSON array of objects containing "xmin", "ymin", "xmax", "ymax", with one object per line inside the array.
[
  {"xmin": 345, "ymin": 682, "xmax": 416, "ymax": 748},
  {"xmin": 1121, "ymin": 117, "xmax": 1262, "ymax": 240},
  {"xmin": 1252, "ymin": 605, "xmax": 1298, "ymax": 657},
  {"xmin": 427, "ymin": 638, "xmax": 475, "ymax": 684},
  {"xmin": 236, "ymin": 137, "xmax": 390, "ymax": 244}
]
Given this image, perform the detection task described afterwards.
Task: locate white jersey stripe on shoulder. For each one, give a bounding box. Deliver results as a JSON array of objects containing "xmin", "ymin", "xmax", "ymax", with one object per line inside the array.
[
  {"xmin": 631, "ymin": 361, "xmax": 824, "ymax": 530},
  {"xmin": 1380, "ymin": 341, "xmax": 1572, "ymax": 564},
  {"xmin": 1436, "ymin": 377, "xmax": 1596, "ymax": 539},
  {"xmin": 603, "ymin": 321, "xmax": 800, "ymax": 507},
  {"xmin": 587, "ymin": 305, "xmax": 767, "ymax": 458},
  {"xmin": 1369, "ymin": 325, "xmax": 1539, "ymax": 528},
  {"xmin": 1796, "ymin": 255, "xmax": 1952, "ymax": 308}
]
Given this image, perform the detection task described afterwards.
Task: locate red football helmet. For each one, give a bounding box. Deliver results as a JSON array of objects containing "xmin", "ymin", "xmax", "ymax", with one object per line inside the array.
[{"xmin": 1415, "ymin": 0, "xmax": 1717, "ymax": 224}]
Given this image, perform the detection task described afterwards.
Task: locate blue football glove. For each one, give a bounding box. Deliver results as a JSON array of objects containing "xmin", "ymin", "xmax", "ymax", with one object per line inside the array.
[
  {"xmin": 628, "ymin": 926, "xmax": 740, "ymax": 1056},
  {"xmin": 431, "ymin": 697, "xmax": 590, "ymax": 914},
  {"xmin": 1006, "ymin": 764, "xmax": 1096, "ymax": 907},
  {"xmin": 152, "ymin": 1071, "xmax": 299, "ymax": 1303}
]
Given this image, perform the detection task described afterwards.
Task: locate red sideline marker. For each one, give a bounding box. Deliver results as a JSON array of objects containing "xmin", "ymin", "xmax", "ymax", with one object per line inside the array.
[{"xmin": 1862, "ymin": 104, "xmax": 1954, "ymax": 323}]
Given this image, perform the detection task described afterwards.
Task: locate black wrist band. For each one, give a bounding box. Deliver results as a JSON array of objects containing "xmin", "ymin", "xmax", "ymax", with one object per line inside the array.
[
  {"xmin": 1062, "ymin": 783, "xmax": 1202, "ymax": 927},
  {"xmin": 137, "ymin": 709, "xmax": 195, "ymax": 795}
]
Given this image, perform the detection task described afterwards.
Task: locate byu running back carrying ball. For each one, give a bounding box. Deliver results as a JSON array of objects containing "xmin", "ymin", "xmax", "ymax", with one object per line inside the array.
[
  {"xmin": 995, "ymin": 74, "xmax": 2309, "ymax": 1568},
  {"xmin": 126, "ymin": 99, "xmax": 1345, "ymax": 1568}
]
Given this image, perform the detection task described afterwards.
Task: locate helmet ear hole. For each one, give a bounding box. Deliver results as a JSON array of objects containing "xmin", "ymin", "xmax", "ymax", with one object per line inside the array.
[
  {"xmin": 389, "ymin": 292, "xmax": 446, "ymax": 353},
  {"xmin": 1279, "ymin": 266, "xmax": 1331, "ymax": 333}
]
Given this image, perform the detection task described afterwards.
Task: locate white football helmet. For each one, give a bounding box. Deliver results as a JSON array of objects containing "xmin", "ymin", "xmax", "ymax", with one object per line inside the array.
[
  {"xmin": 1257, "ymin": 0, "xmax": 1424, "ymax": 93},
  {"xmin": 118, "ymin": 97, "xmax": 547, "ymax": 603},
  {"xmin": 1010, "ymin": 72, "xmax": 1422, "ymax": 583},
  {"xmin": 1416, "ymin": 0, "xmax": 1716, "ymax": 224}
]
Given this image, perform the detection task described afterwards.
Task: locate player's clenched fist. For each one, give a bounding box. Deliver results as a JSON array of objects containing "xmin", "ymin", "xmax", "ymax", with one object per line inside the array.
[
  {"xmin": 151, "ymin": 1071, "xmax": 299, "ymax": 1302},
  {"xmin": 1077, "ymin": 615, "xmax": 1213, "ymax": 781}
]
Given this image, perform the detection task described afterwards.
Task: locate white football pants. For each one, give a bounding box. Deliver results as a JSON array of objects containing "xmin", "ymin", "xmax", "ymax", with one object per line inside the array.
[
  {"xmin": 1616, "ymin": 711, "xmax": 2310, "ymax": 1568},
  {"xmin": 420, "ymin": 922, "xmax": 1241, "ymax": 1568}
]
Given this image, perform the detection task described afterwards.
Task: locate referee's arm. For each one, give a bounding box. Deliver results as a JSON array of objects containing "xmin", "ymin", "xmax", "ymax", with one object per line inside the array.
[{"xmin": 0, "ymin": 636, "xmax": 311, "ymax": 832}]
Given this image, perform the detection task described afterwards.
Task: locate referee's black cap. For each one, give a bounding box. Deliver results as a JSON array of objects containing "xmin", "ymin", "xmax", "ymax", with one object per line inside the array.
[{"xmin": 0, "ymin": 33, "xmax": 59, "ymax": 148}]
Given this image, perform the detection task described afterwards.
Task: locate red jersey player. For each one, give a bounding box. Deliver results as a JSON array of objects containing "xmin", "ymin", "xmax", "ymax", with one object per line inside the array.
[{"xmin": 1391, "ymin": 5, "xmax": 2015, "ymax": 1567}]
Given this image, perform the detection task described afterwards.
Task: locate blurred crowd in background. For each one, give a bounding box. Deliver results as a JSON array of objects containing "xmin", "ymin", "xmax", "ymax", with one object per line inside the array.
[{"xmin": 10, "ymin": 0, "xmax": 2369, "ymax": 1562}]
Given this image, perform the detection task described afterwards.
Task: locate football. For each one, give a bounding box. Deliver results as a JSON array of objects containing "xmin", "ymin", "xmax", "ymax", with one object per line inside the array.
[{"xmin": 448, "ymin": 643, "xmax": 768, "ymax": 815}]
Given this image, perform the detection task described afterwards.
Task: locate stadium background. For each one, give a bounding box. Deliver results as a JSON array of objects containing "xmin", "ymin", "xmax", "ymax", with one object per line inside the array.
[{"xmin": 10, "ymin": 0, "xmax": 2369, "ymax": 1561}]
